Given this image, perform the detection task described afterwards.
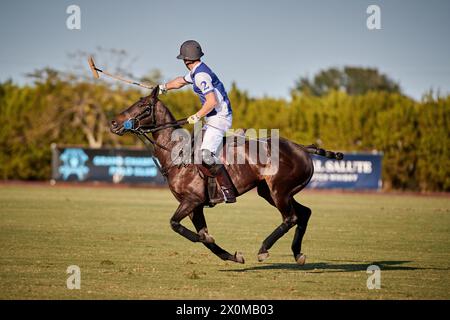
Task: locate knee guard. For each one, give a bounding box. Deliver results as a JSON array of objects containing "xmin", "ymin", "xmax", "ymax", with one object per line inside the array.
[{"xmin": 201, "ymin": 149, "xmax": 217, "ymax": 168}]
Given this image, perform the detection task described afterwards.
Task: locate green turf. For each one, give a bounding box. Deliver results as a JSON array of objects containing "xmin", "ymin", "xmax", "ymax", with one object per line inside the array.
[{"xmin": 0, "ymin": 184, "xmax": 449, "ymax": 299}]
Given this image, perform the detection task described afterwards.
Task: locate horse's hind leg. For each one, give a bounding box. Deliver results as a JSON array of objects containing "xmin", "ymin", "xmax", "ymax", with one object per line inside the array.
[
  {"xmin": 256, "ymin": 184, "xmax": 297, "ymax": 262},
  {"xmin": 257, "ymin": 215, "xmax": 297, "ymax": 261},
  {"xmin": 257, "ymin": 181, "xmax": 276, "ymax": 207},
  {"xmin": 291, "ymin": 199, "xmax": 311, "ymax": 265},
  {"xmin": 190, "ymin": 206, "xmax": 245, "ymax": 264}
]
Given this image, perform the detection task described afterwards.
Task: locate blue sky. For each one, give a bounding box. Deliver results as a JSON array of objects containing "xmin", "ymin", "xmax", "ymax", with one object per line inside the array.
[{"xmin": 1, "ymin": 0, "xmax": 449, "ymax": 100}]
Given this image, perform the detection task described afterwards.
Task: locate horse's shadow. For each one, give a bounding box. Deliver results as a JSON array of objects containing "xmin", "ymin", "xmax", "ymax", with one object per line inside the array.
[{"xmin": 219, "ymin": 260, "xmax": 448, "ymax": 273}]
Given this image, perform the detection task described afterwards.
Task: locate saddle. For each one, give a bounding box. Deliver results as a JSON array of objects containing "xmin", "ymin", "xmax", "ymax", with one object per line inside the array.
[
  {"xmin": 193, "ymin": 129, "xmax": 246, "ymax": 207},
  {"xmin": 196, "ymin": 165, "xmax": 225, "ymax": 207}
]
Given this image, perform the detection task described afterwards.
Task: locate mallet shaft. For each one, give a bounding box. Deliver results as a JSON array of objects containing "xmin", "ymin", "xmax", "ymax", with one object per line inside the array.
[
  {"xmin": 88, "ymin": 56, "xmax": 154, "ymax": 90},
  {"xmin": 97, "ymin": 68, "xmax": 154, "ymax": 90}
]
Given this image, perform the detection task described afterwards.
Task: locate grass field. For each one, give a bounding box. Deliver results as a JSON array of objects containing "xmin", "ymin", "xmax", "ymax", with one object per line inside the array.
[{"xmin": 0, "ymin": 184, "xmax": 449, "ymax": 299}]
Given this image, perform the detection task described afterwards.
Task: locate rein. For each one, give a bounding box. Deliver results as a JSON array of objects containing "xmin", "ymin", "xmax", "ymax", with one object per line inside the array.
[
  {"xmin": 122, "ymin": 105, "xmax": 188, "ymax": 177},
  {"xmin": 127, "ymin": 118, "xmax": 188, "ymax": 152}
]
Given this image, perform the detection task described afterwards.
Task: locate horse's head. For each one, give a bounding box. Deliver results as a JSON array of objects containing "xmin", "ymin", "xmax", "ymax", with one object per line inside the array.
[{"xmin": 110, "ymin": 86, "xmax": 159, "ymax": 136}]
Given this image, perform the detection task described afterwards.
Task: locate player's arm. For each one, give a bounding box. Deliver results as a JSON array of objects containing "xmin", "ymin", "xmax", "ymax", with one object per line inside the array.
[
  {"xmin": 165, "ymin": 77, "xmax": 189, "ymax": 90},
  {"xmin": 196, "ymin": 92, "xmax": 217, "ymax": 117},
  {"xmin": 187, "ymin": 72, "xmax": 218, "ymax": 124},
  {"xmin": 159, "ymin": 76, "xmax": 188, "ymax": 93}
]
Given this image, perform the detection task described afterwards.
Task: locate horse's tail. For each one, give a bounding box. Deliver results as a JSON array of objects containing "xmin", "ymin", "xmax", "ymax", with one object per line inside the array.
[{"xmin": 302, "ymin": 144, "xmax": 344, "ymax": 160}]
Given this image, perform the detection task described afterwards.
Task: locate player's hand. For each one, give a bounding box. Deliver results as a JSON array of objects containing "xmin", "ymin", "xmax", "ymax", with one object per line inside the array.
[
  {"xmin": 187, "ymin": 114, "xmax": 201, "ymax": 124},
  {"xmin": 158, "ymin": 83, "xmax": 167, "ymax": 95}
]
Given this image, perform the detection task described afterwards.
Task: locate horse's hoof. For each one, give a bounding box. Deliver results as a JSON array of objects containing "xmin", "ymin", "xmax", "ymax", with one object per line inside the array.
[
  {"xmin": 295, "ymin": 253, "xmax": 306, "ymax": 266},
  {"xmin": 257, "ymin": 251, "xmax": 269, "ymax": 262},
  {"xmin": 234, "ymin": 252, "xmax": 245, "ymax": 264}
]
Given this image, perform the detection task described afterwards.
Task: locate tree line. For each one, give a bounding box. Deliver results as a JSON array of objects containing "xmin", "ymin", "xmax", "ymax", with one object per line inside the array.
[{"xmin": 0, "ymin": 67, "xmax": 448, "ymax": 191}]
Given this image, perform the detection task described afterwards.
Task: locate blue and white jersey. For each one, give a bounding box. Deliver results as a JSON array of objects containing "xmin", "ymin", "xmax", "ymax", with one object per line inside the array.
[{"xmin": 184, "ymin": 62, "xmax": 232, "ymax": 118}]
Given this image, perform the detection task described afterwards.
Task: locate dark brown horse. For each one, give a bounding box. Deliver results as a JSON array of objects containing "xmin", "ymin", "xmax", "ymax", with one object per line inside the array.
[{"xmin": 110, "ymin": 87, "xmax": 343, "ymax": 265}]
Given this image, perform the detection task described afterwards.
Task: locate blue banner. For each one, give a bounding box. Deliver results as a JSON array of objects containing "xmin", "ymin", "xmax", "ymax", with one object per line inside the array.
[
  {"xmin": 52, "ymin": 146, "xmax": 165, "ymax": 184},
  {"xmin": 308, "ymin": 153, "xmax": 383, "ymax": 189}
]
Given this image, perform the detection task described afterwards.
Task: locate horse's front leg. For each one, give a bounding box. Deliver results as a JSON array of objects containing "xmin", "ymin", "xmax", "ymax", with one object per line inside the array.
[
  {"xmin": 190, "ymin": 206, "xmax": 245, "ymax": 264},
  {"xmin": 169, "ymin": 201, "xmax": 203, "ymax": 243}
]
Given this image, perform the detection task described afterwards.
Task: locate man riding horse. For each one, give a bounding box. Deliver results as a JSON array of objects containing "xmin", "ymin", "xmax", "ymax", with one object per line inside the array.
[
  {"xmin": 108, "ymin": 42, "xmax": 343, "ymax": 265},
  {"xmin": 158, "ymin": 40, "xmax": 236, "ymax": 203}
]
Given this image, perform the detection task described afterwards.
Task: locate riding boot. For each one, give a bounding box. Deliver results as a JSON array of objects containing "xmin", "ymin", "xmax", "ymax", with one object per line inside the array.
[{"xmin": 208, "ymin": 163, "xmax": 237, "ymax": 203}]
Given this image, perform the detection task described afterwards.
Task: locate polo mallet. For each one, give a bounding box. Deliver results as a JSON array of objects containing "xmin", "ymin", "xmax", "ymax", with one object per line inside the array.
[{"xmin": 88, "ymin": 56, "xmax": 154, "ymax": 90}]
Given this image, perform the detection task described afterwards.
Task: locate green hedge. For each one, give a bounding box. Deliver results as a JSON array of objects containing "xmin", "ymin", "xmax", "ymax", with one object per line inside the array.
[{"xmin": 0, "ymin": 77, "xmax": 448, "ymax": 191}]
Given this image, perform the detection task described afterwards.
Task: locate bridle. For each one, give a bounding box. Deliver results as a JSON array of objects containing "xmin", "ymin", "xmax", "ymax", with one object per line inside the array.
[{"xmin": 121, "ymin": 99, "xmax": 188, "ymax": 177}]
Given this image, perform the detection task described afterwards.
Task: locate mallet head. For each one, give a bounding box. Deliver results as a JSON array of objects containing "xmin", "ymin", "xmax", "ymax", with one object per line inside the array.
[{"xmin": 88, "ymin": 56, "xmax": 100, "ymax": 79}]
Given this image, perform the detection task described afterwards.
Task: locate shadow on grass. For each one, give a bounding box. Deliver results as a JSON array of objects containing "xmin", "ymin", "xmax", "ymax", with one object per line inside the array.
[{"xmin": 220, "ymin": 260, "xmax": 449, "ymax": 273}]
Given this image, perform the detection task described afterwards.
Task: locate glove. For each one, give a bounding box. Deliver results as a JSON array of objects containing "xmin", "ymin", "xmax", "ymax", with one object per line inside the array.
[
  {"xmin": 158, "ymin": 83, "xmax": 167, "ymax": 95},
  {"xmin": 187, "ymin": 114, "xmax": 201, "ymax": 124}
]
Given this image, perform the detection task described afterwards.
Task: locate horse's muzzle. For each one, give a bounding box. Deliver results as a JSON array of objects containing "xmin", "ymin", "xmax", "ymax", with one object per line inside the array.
[{"xmin": 110, "ymin": 122, "xmax": 125, "ymax": 136}]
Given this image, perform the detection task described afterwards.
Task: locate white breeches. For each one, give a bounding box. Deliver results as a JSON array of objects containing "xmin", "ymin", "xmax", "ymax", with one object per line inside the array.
[{"xmin": 200, "ymin": 115, "xmax": 232, "ymax": 154}]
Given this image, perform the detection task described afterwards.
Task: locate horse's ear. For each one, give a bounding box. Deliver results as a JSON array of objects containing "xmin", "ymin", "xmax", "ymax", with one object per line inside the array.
[{"xmin": 150, "ymin": 86, "xmax": 159, "ymax": 100}]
